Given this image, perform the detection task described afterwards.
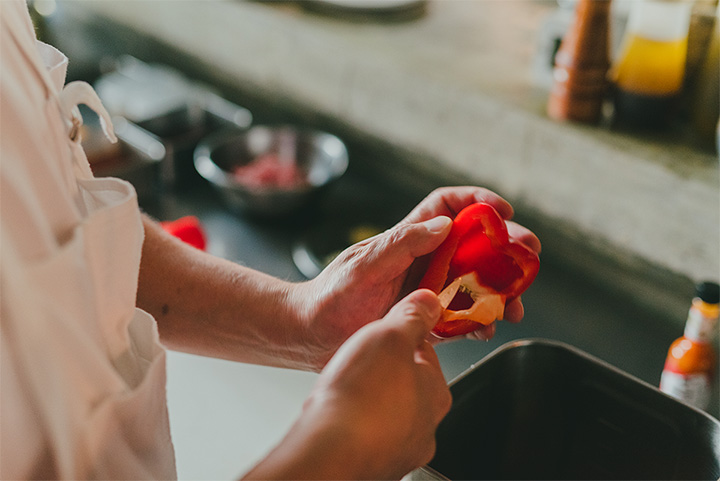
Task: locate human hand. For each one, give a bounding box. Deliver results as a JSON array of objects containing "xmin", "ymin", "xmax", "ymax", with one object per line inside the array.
[
  {"xmin": 243, "ymin": 290, "xmax": 452, "ymax": 481},
  {"xmin": 293, "ymin": 186, "xmax": 540, "ymax": 369},
  {"xmin": 398, "ymin": 187, "xmax": 541, "ymax": 341}
]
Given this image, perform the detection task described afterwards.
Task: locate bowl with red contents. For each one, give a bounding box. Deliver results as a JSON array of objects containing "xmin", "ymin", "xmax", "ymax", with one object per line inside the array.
[{"xmin": 194, "ymin": 125, "xmax": 349, "ymax": 217}]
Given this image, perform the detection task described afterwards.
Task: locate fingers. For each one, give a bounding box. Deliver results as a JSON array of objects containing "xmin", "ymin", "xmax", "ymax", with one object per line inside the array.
[
  {"xmin": 414, "ymin": 337, "xmax": 442, "ymax": 369},
  {"xmin": 356, "ymin": 217, "xmax": 452, "ymax": 280},
  {"xmin": 503, "ymin": 222, "xmax": 538, "ymax": 326},
  {"xmin": 506, "ymin": 221, "xmax": 542, "ymax": 254},
  {"xmin": 503, "ymin": 297, "xmax": 524, "ymax": 323},
  {"xmin": 396, "ymin": 297, "xmax": 452, "ymax": 423},
  {"xmin": 407, "ymin": 216, "xmax": 453, "ymax": 258},
  {"xmin": 371, "ymin": 188, "xmax": 539, "ymax": 285},
  {"xmin": 386, "ymin": 290, "xmax": 452, "ymax": 420},
  {"xmin": 470, "ymin": 322, "xmax": 497, "ymax": 341},
  {"xmin": 384, "ymin": 289, "xmax": 443, "ymax": 343},
  {"xmin": 401, "ymin": 188, "xmax": 539, "ymax": 255},
  {"xmin": 392, "ymin": 216, "xmax": 453, "ymax": 259},
  {"xmin": 360, "ymin": 187, "xmax": 540, "ymax": 348},
  {"xmin": 402, "ymin": 186, "xmax": 514, "ymax": 224},
  {"xmin": 469, "ymin": 188, "xmax": 514, "ymax": 219},
  {"xmin": 422, "ymin": 215, "xmax": 453, "ymax": 235}
]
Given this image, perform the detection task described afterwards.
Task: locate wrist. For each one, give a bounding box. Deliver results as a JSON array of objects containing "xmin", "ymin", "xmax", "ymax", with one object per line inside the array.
[
  {"xmin": 285, "ymin": 280, "xmax": 338, "ymax": 371},
  {"xmin": 242, "ymin": 395, "xmax": 365, "ymax": 480}
]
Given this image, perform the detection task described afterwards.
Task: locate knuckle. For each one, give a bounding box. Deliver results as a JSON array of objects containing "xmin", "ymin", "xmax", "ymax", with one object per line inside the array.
[
  {"xmin": 384, "ymin": 224, "xmax": 411, "ymax": 245},
  {"xmin": 329, "ymin": 243, "xmax": 360, "ymax": 266},
  {"xmin": 397, "ymin": 301, "xmax": 431, "ymax": 327},
  {"xmin": 427, "ymin": 187, "xmax": 448, "ymax": 204},
  {"xmin": 333, "ymin": 242, "xmax": 374, "ymax": 273},
  {"xmin": 430, "ymin": 186, "xmax": 450, "ymax": 197},
  {"xmin": 376, "ymin": 325, "xmax": 410, "ymax": 350}
]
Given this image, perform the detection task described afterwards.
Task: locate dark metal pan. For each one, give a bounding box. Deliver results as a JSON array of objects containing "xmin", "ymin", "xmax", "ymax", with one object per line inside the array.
[{"xmin": 427, "ymin": 339, "xmax": 720, "ymax": 480}]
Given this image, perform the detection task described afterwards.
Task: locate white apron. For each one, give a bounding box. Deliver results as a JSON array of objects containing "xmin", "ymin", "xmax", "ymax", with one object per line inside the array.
[{"xmin": 0, "ymin": 1, "xmax": 176, "ymax": 478}]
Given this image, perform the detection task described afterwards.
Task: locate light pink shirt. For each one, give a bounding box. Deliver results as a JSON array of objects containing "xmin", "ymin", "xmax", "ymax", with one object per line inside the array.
[{"xmin": 1, "ymin": 1, "xmax": 176, "ymax": 478}]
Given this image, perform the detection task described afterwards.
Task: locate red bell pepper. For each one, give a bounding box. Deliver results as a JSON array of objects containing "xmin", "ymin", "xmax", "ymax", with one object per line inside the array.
[
  {"xmin": 160, "ymin": 216, "xmax": 208, "ymax": 251},
  {"xmin": 419, "ymin": 203, "xmax": 539, "ymax": 338}
]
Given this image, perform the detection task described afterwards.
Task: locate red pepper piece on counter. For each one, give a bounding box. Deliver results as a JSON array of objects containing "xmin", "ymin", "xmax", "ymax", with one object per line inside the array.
[
  {"xmin": 419, "ymin": 203, "xmax": 539, "ymax": 338},
  {"xmin": 160, "ymin": 216, "xmax": 207, "ymax": 251}
]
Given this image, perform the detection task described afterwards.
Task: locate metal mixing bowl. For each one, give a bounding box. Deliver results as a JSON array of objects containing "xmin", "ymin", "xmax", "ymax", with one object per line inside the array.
[{"xmin": 194, "ymin": 125, "xmax": 349, "ymax": 217}]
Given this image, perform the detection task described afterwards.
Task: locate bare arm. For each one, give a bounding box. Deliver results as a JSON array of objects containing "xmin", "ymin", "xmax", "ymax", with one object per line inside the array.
[
  {"xmin": 136, "ymin": 215, "xmax": 319, "ymax": 370},
  {"xmin": 136, "ymin": 186, "xmax": 540, "ymax": 371},
  {"xmin": 242, "ymin": 290, "xmax": 452, "ymax": 480},
  {"xmin": 137, "ymin": 217, "xmax": 452, "ymax": 479},
  {"xmin": 135, "ymin": 186, "xmax": 539, "ymax": 480}
]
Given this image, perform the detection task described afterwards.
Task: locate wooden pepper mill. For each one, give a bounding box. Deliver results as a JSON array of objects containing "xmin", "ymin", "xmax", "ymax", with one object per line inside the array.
[{"xmin": 547, "ymin": 0, "xmax": 611, "ymax": 123}]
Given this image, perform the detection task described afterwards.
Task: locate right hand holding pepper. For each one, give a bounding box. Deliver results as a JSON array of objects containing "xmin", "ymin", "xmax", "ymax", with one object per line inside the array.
[{"xmin": 243, "ymin": 289, "xmax": 452, "ymax": 480}]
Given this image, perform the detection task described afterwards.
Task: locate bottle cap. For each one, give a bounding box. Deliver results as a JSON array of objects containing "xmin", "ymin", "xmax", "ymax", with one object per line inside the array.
[{"xmin": 695, "ymin": 281, "xmax": 720, "ymax": 305}]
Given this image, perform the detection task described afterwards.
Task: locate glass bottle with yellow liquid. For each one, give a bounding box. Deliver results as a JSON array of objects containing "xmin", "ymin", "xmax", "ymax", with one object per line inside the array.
[{"xmin": 610, "ymin": 0, "xmax": 694, "ymax": 128}]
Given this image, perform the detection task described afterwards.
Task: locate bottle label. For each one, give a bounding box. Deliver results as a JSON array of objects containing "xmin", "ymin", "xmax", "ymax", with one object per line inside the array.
[
  {"xmin": 660, "ymin": 369, "xmax": 711, "ymax": 410},
  {"xmin": 684, "ymin": 307, "xmax": 717, "ymax": 342}
]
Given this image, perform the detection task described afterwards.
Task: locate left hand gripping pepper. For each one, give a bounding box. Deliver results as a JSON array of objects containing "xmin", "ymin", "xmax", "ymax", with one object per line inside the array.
[{"xmin": 419, "ymin": 203, "xmax": 539, "ymax": 338}]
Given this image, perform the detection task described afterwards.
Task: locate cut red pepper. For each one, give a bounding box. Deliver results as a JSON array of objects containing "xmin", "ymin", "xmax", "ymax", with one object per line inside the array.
[
  {"xmin": 160, "ymin": 216, "xmax": 207, "ymax": 251},
  {"xmin": 419, "ymin": 203, "xmax": 539, "ymax": 338}
]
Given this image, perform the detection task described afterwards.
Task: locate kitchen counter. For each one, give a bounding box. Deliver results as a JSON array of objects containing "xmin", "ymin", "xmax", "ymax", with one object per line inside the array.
[
  {"xmin": 52, "ymin": 0, "xmax": 719, "ymax": 316},
  {"xmin": 37, "ymin": 2, "xmax": 720, "ymax": 478}
]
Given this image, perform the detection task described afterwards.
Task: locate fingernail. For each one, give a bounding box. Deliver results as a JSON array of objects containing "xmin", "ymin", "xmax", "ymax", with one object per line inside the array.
[
  {"xmin": 411, "ymin": 289, "xmax": 443, "ymax": 327},
  {"xmin": 423, "ymin": 216, "xmax": 452, "ymax": 233}
]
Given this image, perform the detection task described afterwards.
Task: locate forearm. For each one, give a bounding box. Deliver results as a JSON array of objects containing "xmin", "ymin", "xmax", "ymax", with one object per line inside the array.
[
  {"xmin": 136, "ymin": 215, "xmax": 320, "ymax": 370},
  {"xmin": 242, "ymin": 402, "xmax": 366, "ymax": 481},
  {"xmin": 243, "ymin": 291, "xmax": 449, "ymax": 481}
]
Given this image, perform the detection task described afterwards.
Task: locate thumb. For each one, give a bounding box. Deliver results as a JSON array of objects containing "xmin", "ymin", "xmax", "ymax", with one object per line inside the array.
[
  {"xmin": 385, "ymin": 289, "xmax": 443, "ymax": 343},
  {"xmin": 391, "ymin": 215, "xmax": 453, "ymax": 258},
  {"xmin": 368, "ymin": 216, "xmax": 452, "ymax": 274},
  {"xmin": 411, "ymin": 216, "xmax": 453, "ymax": 257}
]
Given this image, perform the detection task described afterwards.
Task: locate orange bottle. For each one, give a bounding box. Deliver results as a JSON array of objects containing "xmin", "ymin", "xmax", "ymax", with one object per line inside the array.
[
  {"xmin": 660, "ymin": 281, "xmax": 719, "ymax": 411},
  {"xmin": 547, "ymin": 0, "xmax": 611, "ymax": 124}
]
